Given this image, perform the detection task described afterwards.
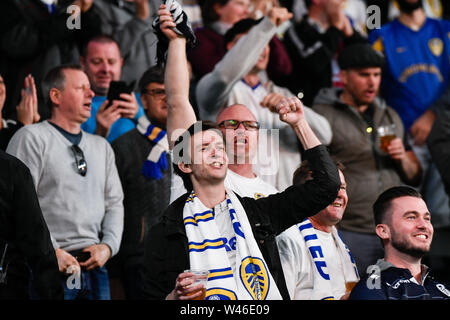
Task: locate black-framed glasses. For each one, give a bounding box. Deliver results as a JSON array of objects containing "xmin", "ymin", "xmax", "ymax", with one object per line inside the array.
[
  {"xmin": 144, "ymin": 88, "xmax": 166, "ymax": 99},
  {"xmin": 218, "ymin": 119, "xmax": 260, "ymax": 131},
  {"xmin": 71, "ymin": 145, "xmax": 87, "ymax": 176}
]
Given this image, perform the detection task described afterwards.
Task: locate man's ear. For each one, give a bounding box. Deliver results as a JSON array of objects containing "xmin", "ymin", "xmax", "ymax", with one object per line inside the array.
[
  {"xmin": 178, "ymin": 161, "xmax": 192, "ymax": 174},
  {"xmin": 375, "ymin": 224, "xmax": 390, "ymax": 241},
  {"xmin": 49, "ymin": 88, "xmax": 61, "ymax": 107},
  {"xmin": 140, "ymin": 94, "xmax": 149, "ymax": 111}
]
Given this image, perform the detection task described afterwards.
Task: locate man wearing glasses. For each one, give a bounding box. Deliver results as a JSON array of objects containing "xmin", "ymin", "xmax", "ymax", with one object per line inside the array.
[
  {"xmin": 195, "ymin": 7, "xmax": 332, "ymax": 192},
  {"xmin": 163, "ymin": 3, "xmax": 292, "ymax": 202},
  {"xmin": 7, "ymin": 65, "xmax": 124, "ymax": 300}
]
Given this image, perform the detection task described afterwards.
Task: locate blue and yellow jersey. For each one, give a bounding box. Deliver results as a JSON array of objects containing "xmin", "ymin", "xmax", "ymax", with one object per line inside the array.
[{"xmin": 369, "ymin": 18, "xmax": 450, "ymax": 130}]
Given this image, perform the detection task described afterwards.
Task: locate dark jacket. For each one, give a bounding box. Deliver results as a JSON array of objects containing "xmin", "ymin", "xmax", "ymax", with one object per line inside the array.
[
  {"xmin": 0, "ymin": 150, "xmax": 62, "ymax": 299},
  {"xmin": 0, "ymin": 0, "xmax": 101, "ymax": 119},
  {"xmin": 349, "ymin": 260, "xmax": 450, "ymax": 300},
  {"xmin": 282, "ymin": 16, "xmax": 366, "ymax": 106},
  {"xmin": 107, "ymin": 127, "xmax": 171, "ymax": 284},
  {"xmin": 0, "ymin": 120, "xmax": 23, "ymax": 151},
  {"xmin": 428, "ymin": 98, "xmax": 450, "ymax": 199},
  {"xmin": 313, "ymin": 88, "xmax": 408, "ymax": 234},
  {"xmin": 143, "ymin": 145, "xmax": 340, "ymax": 300}
]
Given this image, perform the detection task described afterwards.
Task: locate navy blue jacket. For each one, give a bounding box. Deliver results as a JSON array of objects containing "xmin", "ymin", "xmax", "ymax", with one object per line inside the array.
[{"xmin": 350, "ymin": 261, "xmax": 450, "ymax": 300}]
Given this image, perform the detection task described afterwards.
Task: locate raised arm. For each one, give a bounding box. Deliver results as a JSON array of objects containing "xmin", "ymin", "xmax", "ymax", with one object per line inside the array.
[
  {"xmin": 276, "ymin": 97, "xmax": 322, "ymax": 150},
  {"xmin": 158, "ymin": 4, "xmax": 197, "ymax": 148},
  {"xmin": 239, "ymin": 97, "xmax": 340, "ymax": 234},
  {"xmin": 195, "ymin": 7, "xmax": 292, "ymax": 121}
]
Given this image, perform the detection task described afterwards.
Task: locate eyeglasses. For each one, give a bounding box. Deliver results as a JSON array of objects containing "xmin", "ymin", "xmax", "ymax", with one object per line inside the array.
[
  {"xmin": 144, "ymin": 88, "xmax": 166, "ymax": 99},
  {"xmin": 218, "ymin": 119, "xmax": 260, "ymax": 131},
  {"xmin": 71, "ymin": 145, "xmax": 87, "ymax": 176}
]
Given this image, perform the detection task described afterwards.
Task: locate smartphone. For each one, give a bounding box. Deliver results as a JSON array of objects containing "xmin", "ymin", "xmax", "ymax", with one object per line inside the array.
[{"xmin": 105, "ymin": 80, "xmax": 135, "ymax": 109}]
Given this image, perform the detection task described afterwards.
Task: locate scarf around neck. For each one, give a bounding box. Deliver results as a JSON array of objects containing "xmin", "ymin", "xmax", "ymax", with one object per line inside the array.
[
  {"xmin": 136, "ymin": 115, "xmax": 169, "ymax": 180},
  {"xmin": 297, "ymin": 218, "xmax": 359, "ymax": 300},
  {"xmin": 183, "ymin": 189, "xmax": 282, "ymax": 300}
]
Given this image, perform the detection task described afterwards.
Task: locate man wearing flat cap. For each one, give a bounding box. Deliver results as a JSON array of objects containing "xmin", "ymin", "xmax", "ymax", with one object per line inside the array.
[{"xmin": 312, "ymin": 43, "xmax": 422, "ymax": 277}]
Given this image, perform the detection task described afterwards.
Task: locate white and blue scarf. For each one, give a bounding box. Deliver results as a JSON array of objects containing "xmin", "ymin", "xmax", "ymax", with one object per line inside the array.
[
  {"xmin": 183, "ymin": 189, "xmax": 282, "ymax": 300},
  {"xmin": 297, "ymin": 218, "xmax": 359, "ymax": 300},
  {"xmin": 136, "ymin": 115, "xmax": 169, "ymax": 180}
]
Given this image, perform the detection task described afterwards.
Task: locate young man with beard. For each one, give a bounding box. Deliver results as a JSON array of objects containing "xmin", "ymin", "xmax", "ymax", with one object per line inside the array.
[
  {"xmin": 313, "ymin": 43, "xmax": 422, "ymax": 276},
  {"xmin": 369, "ymin": 0, "xmax": 450, "ymax": 265},
  {"xmin": 349, "ymin": 186, "xmax": 450, "ymax": 300}
]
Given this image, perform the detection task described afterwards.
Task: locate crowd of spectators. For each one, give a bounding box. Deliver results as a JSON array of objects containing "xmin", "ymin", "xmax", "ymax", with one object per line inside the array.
[{"xmin": 1, "ymin": 0, "xmax": 450, "ymax": 301}]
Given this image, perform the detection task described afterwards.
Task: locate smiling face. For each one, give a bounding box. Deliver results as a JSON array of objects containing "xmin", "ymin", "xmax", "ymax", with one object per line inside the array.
[
  {"xmin": 81, "ymin": 40, "xmax": 123, "ymax": 96},
  {"xmin": 380, "ymin": 196, "xmax": 433, "ymax": 258},
  {"xmin": 310, "ymin": 170, "xmax": 348, "ymax": 230}
]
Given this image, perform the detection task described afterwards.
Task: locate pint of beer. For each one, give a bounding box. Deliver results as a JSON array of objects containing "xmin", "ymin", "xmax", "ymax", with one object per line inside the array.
[
  {"xmin": 377, "ymin": 124, "xmax": 396, "ymax": 153},
  {"xmin": 184, "ymin": 269, "xmax": 209, "ymax": 300},
  {"xmin": 345, "ymin": 281, "xmax": 358, "ymax": 293}
]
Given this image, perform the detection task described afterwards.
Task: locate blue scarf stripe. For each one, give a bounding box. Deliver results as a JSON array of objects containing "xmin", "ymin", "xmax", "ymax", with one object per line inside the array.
[
  {"xmin": 145, "ymin": 124, "xmax": 166, "ymax": 144},
  {"xmin": 208, "ymin": 267, "xmax": 234, "ymax": 281},
  {"xmin": 183, "ymin": 210, "xmax": 215, "ymax": 227},
  {"xmin": 141, "ymin": 121, "xmax": 168, "ymax": 180},
  {"xmin": 298, "ymin": 222, "xmax": 313, "ymax": 231},
  {"xmin": 304, "ymin": 234, "xmax": 318, "ymax": 242},
  {"xmin": 188, "ymin": 238, "xmax": 227, "ymax": 252},
  {"xmin": 193, "ymin": 210, "xmax": 214, "ymax": 219},
  {"xmin": 153, "ymin": 129, "xmax": 166, "ymax": 144}
]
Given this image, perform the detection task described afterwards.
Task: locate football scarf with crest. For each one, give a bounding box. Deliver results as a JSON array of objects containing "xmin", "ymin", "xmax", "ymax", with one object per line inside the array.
[
  {"xmin": 183, "ymin": 189, "xmax": 282, "ymax": 300},
  {"xmin": 136, "ymin": 115, "xmax": 169, "ymax": 180},
  {"xmin": 297, "ymin": 218, "xmax": 359, "ymax": 300}
]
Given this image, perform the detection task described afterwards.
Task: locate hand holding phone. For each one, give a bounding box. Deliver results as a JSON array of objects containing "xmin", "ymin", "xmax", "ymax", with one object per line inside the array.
[{"xmin": 105, "ymin": 80, "xmax": 135, "ymax": 109}]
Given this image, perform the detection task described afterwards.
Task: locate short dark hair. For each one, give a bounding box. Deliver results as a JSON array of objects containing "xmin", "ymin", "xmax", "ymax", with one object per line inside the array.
[
  {"xmin": 201, "ymin": 0, "xmax": 230, "ymax": 26},
  {"xmin": 373, "ymin": 186, "xmax": 423, "ymax": 226},
  {"xmin": 172, "ymin": 120, "xmax": 224, "ymax": 191},
  {"xmin": 138, "ymin": 65, "xmax": 165, "ymax": 94},
  {"xmin": 42, "ymin": 64, "xmax": 83, "ymax": 108},
  {"xmin": 224, "ymin": 18, "xmax": 261, "ymax": 49},
  {"xmin": 293, "ymin": 159, "xmax": 344, "ymax": 185},
  {"xmin": 81, "ymin": 34, "xmax": 120, "ymax": 58}
]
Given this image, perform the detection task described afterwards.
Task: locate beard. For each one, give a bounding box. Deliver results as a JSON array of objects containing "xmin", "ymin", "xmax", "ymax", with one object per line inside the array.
[
  {"xmin": 397, "ymin": 0, "xmax": 423, "ymax": 14},
  {"xmin": 390, "ymin": 232, "xmax": 431, "ymax": 259}
]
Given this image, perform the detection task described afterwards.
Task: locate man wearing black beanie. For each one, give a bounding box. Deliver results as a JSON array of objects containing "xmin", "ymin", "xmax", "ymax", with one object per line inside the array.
[{"xmin": 312, "ymin": 43, "xmax": 422, "ymax": 277}]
